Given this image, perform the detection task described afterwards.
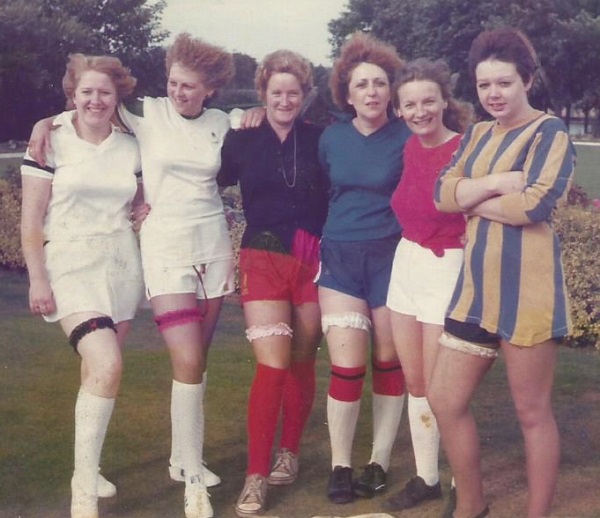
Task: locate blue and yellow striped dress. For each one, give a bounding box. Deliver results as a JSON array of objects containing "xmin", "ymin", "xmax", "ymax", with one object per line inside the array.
[{"xmin": 435, "ymin": 110, "xmax": 576, "ymax": 346}]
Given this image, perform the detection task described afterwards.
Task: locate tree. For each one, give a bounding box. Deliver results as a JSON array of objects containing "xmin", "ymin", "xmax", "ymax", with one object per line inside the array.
[
  {"xmin": 216, "ymin": 53, "xmax": 259, "ymax": 109},
  {"xmin": 0, "ymin": 0, "xmax": 168, "ymax": 141},
  {"xmin": 327, "ymin": 0, "xmax": 600, "ymax": 124}
]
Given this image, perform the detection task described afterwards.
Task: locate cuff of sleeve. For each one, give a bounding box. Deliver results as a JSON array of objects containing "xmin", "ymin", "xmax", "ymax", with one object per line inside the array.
[
  {"xmin": 229, "ymin": 108, "xmax": 244, "ymax": 130},
  {"xmin": 437, "ymin": 177, "xmax": 466, "ymax": 213}
]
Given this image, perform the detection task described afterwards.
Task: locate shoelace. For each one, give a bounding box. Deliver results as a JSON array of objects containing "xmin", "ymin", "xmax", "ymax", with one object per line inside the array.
[
  {"xmin": 272, "ymin": 450, "xmax": 295, "ymax": 474},
  {"xmin": 241, "ymin": 476, "xmax": 264, "ymax": 503}
]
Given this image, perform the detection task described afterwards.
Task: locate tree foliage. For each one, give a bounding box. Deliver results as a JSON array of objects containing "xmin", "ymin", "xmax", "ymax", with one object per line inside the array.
[
  {"xmin": 328, "ymin": 0, "xmax": 600, "ymax": 121},
  {"xmin": 0, "ymin": 0, "xmax": 168, "ymax": 141},
  {"xmin": 217, "ymin": 53, "xmax": 259, "ymax": 109}
]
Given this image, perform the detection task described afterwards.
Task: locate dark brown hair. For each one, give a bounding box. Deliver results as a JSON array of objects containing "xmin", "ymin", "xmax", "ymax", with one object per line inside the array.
[{"xmin": 468, "ymin": 27, "xmax": 539, "ymax": 85}]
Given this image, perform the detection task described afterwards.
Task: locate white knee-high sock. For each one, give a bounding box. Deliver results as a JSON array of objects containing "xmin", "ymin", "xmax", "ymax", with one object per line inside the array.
[
  {"xmin": 408, "ymin": 394, "xmax": 440, "ymax": 486},
  {"xmin": 170, "ymin": 376, "xmax": 207, "ymax": 470},
  {"xmin": 73, "ymin": 388, "xmax": 115, "ymax": 493},
  {"xmin": 172, "ymin": 381, "xmax": 204, "ymax": 480},
  {"xmin": 327, "ymin": 395, "xmax": 360, "ymax": 468},
  {"xmin": 370, "ymin": 393, "xmax": 405, "ymax": 471}
]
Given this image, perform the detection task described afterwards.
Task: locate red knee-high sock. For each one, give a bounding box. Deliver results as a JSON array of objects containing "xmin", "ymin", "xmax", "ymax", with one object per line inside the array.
[
  {"xmin": 247, "ymin": 363, "xmax": 288, "ymax": 476},
  {"xmin": 372, "ymin": 358, "xmax": 404, "ymax": 396},
  {"xmin": 279, "ymin": 359, "xmax": 316, "ymax": 454}
]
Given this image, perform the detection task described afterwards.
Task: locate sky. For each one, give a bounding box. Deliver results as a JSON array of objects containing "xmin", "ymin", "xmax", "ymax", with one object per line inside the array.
[{"xmin": 159, "ymin": 0, "xmax": 349, "ymax": 66}]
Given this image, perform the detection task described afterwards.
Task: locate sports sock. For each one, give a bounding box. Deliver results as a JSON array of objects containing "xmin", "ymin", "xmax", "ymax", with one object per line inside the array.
[
  {"xmin": 172, "ymin": 381, "xmax": 204, "ymax": 479},
  {"xmin": 247, "ymin": 363, "xmax": 287, "ymax": 475},
  {"xmin": 279, "ymin": 359, "xmax": 316, "ymax": 454},
  {"xmin": 73, "ymin": 388, "xmax": 115, "ymax": 493},
  {"xmin": 370, "ymin": 359, "xmax": 405, "ymax": 471},
  {"xmin": 408, "ymin": 394, "xmax": 440, "ymax": 486},
  {"xmin": 169, "ymin": 375, "xmax": 208, "ymax": 472},
  {"xmin": 328, "ymin": 364, "xmax": 365, "ymax": 468}
]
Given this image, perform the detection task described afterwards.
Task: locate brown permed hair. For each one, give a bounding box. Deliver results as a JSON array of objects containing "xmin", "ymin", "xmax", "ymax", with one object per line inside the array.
[
  {"xmin": 393, "ymin": 58, "xmax": 474, "ymax": 134},
  {"xmin": 166, "ymin": 32, "xmax": 235, "ymax": 91},
  {"xmin": 62, "ymin": 53, "xmax": 137, "ymax": 110},
  {"xmin": 255, "ymin": 49, "xmax": 314, "ymax": 102},
  {"xmin": 468, "ymin": 27, "xmax": 539, "ymax": 85},
  {"xmin": 329, "ymin": 32, "xmax": 404, "ymax": 114}
]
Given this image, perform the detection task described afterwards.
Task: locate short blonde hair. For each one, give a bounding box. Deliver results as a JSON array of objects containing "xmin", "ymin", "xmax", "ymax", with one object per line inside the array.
[
  {"xmin": 166, "ymin": 32, "xmax": 234, "ymax": 91},
  {"xmin": 62, "ymin": 53, "xmax": 137, "ymax": 110},
  {"xmin": 330, "ymin": 32, "xmax": 404, "ymax": 113},
  {"xmin": 255, "ymin": 49, "xmax": 313, "ymax": 101}
]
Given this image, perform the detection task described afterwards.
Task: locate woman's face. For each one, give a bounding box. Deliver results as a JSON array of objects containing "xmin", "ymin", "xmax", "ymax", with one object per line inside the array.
[
  {"xmin": 264, "ymin": 72, "xmax": 305, "ymax": 130},
  {"xmin": 475, "ymin": 59, "xmax": 532, "ymax": 127},
  {"xmin": 167, "ymin": 62, "xmax": 215, "ymax": 117},
  {"xmin": 396, "ymin": 79, "xmax": 447, "ymax": 144},
  {"xmin": 347, "ymin": 62, "xmax": 391, "ymax": 126},
  {"xmin": 73, "ymin": 70, "xmax": 117, "ymax": 130}
]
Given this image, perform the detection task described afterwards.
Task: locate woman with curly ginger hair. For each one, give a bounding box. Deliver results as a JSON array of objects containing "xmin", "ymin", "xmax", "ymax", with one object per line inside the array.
[
  {"xmin": 115, "ymin": 33, "xmax": 234, "ymax": 518},
  {"xmin": 28, "ymin": 33, "xmax": 246, "ymax": 518},
  {"xmin": 21, "ymin": 53, "xmax": 143, "ymax": 518},
  {"xmin": 218, "ymin": 48, "xmax": 329, "ymax": 517},
  {"xmin": 317, "ymin": 32, "xmax": 410, "ymax": 504}
]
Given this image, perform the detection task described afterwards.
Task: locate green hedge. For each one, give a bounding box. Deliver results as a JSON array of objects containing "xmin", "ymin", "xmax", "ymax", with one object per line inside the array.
[
  {"xmin": 2, "ymin": 173, "xmax": 599, "ymax": 348},
  {"xmin": 553, "ymin": 204, "xmax": 600, "ymax": 349},
  {"xmin": 0, "ymin": 168, "xmax": 23, "ymax": 270}
]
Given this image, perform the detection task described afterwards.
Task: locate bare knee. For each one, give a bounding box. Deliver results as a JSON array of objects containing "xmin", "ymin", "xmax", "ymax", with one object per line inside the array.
[
  {"xmin": 80, "ymin": 348, "xmax": 122, "ymax": 395},
  {"xmin": 85, "ymin": 356, "xmax": 122, "ymax": 389},
  {"xmin": 514, "ymin": 397, "xmax": 554, "ymax": 431},
  {"xmin": 405, "ymin": 378, "xmax": 427, "ymax": 398},
  {"xmin": 428, "ymin": 385, "xmax": 467, "ymax": 425}
]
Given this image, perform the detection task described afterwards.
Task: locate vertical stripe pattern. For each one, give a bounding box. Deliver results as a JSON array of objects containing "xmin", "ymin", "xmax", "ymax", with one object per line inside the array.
[{"xmin": 435, "ymin": 112, "xmax": 575, "ymax": 345}]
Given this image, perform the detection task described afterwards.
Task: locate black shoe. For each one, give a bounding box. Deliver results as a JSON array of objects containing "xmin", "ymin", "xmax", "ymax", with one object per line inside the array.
[
  {"xmin": 353, "ymin": 462, "xmax": 387, "ymax": 498},
  {"xmin": 383, "ymin": 475, "xmax": 442, "ymax": 511},
  {"xmin": 327, "ymin": 466, "xmax": 354, "ymax": 504},
  {"xmin": 440, "ymin": 486, "xmax": 456, "ymax": 518}
]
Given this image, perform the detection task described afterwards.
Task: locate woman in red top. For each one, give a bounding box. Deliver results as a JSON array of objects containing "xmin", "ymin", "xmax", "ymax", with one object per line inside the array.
[{"xmin": 383, "ymin": 58, "xmax": 472, "ymax": 514}]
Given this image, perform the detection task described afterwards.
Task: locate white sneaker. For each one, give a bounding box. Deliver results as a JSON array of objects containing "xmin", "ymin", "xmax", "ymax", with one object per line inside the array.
[
  {"xmin": 268, "ymin": 448, "xmax": 298, "ymax": 485},
  {"xmin": 97, "ymin": 472, "xmax": 116, "ymax": 498},
  {"xmin": 170, "ymin": 463, "xmax": 221, "ymax": 487},
  {"xmin": 71, "ymin": 477, "xmax": 98, "ymax": 518},
  {"xmin": 184, "ymin": 475, "xmax": 213, "ymax": 518},
  {"xmin": 235, "ymin": 474, "xmax": 267, "ymax": 517}
]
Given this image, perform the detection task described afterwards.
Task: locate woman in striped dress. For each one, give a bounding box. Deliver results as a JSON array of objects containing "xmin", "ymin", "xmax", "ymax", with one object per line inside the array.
[{"xmin": 429, "ymin": 28, "xmax": 575, "ymax": 518}]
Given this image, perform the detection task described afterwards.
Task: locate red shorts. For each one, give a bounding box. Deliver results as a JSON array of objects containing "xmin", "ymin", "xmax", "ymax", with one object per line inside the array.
[{"xmin": 239, "ymin": 229, "xmax": 320, "ymax": 305}]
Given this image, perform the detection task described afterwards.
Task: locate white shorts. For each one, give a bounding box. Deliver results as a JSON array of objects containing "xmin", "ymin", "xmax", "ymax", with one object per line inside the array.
[
  {"xmin": 144, "ymin": 257, "xmax": 235, "ymax": 300},
  {"xmin": 386, "ymin": 238, "xmax": 463, "ymax": 325},
  {"xmin": 44, "ymin": 230, "xmax": 144, "ymax": 324}
]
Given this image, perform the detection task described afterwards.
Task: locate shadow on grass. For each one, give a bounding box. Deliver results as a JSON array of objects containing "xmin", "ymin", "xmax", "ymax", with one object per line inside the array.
[{"xmin": 1, "ymin": 270, "xmax": 599, "ymax": 517}]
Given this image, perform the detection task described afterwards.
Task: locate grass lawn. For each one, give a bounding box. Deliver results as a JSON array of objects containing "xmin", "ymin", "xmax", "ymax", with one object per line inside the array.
[
  {"xmin": 573, "ymin": 144, "xmax": 600, "ymax": 199},
  {"xmin": 1, "ymin": 270, "xmax": 600, "ymax": 518}
]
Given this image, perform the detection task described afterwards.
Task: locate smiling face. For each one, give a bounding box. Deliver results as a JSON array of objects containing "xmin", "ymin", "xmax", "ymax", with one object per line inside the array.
[
  {"xmin": 264, "ymin": 72, "xmax": 304, "ymax": 132},
  {"xmin": 396, "ymin": 79, "xmax": 447, "ymax": 145},
  {"xmin": 72, "ymin": 70, "xmax": 117, "ymax": 131},
  {"xmin": 167, "ymin": 62, "xmax": 215, "ymax": 117},
  {"xmin": 475, "ymin": 59, "xmax": 532, "ymax": 127},
  {"xmin": 347, "ymin": 62, "xmax": 391, "ymax": 127}
]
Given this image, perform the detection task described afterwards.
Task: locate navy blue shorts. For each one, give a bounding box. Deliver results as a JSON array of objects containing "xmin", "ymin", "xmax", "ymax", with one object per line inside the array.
[{"xmin": 317, "ymin": 234, "xmax": 400, "ymax": 308}]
